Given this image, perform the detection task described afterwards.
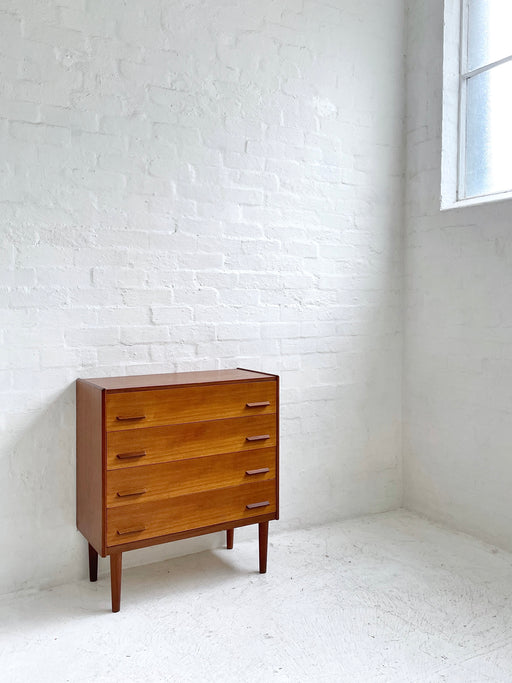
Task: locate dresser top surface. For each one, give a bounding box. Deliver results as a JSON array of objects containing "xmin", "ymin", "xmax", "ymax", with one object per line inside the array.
[{"xmin": 78, "ymin": 368, "xmax": 276, "ymax": 391}]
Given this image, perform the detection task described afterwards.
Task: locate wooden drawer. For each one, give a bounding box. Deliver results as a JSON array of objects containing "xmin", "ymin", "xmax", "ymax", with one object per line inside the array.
[
  {"xmin": 107, "ymin": 414, "xmax": 276, "ymax": 469},
  {"xmin": 105, "ymin": 381, "xmax": 276, "ymax": 431},
  {"xmin": 106, "ymin": 447, "xmax": 276, "ymax": 507},
  {"xmin": 106, "ymin": 480, "xmax": 276, "ymax": 547}
]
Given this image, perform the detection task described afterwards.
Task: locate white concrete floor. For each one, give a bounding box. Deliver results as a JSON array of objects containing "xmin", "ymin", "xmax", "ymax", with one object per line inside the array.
[{"xmin": 3, "ymin": 510, "xmax": 512, "ymax": 682}]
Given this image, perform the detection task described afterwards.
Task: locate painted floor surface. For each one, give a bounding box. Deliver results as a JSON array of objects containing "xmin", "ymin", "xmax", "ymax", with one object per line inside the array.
[{"xmin": 2, "ymin": 510, "xmax": 512, "ymax": 682}]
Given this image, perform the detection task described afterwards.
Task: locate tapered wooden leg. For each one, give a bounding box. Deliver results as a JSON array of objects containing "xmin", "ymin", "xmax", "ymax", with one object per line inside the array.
[
  {"xmin": 226, "ymin": 528, "xmax": 234, "ymax": 549},
  {"xmin": 88, "ymin": 543, "xmax": 98, "ymax": 582},
  {"xmin": 110, "ymin": 552, "xmax": 122, "ymax": 613},
  {"xmin": 258, "ymin": 521, "xmax": 268, "ymax": 574}
]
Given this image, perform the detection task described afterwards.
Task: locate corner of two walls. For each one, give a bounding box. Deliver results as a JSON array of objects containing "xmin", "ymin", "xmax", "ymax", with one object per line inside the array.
[
  {"xmin": 1, "ymin": 0, "xmax": 405, "ymax": 595},
  {"xmin": 404, "ymin": 0, "xmax": 512, "ymax": 552}
]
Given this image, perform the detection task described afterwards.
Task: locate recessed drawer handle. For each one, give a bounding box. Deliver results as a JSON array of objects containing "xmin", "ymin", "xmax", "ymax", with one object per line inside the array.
[
  {"xmin": 246, "ymin": 468, "xmax": 270, "ymax": 476},
  {"xmin": 246, "ymin": 401, "xmax": 270, "ymax": 408},
  {"xmin": 116, "ymin": 451, "xmax": 147, "ymax": 460},
  {"xmin": 116, "ymin": 415, "xmax": 146, "ymax": 422},
  {"xmin": 246, "ymin": 501, "xmax": 270, "ymax": 510},
  {"xmin": 116, "ymin": 525, "xmax": 146, "ymax": 536},
  {"xmin": 116, "ymin": 488, "xmax": 147, "ymax": 498},
  {"xmin": 246, "ymin": 434, "xmax": 270, "ymax": 442}
]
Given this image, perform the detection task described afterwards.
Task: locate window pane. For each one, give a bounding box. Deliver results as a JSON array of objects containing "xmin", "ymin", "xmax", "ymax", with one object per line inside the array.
[
  {"xmin": 464, "ymin": 60, "xmax": 512, "ymax": 198},
  {"xmin": 467, "ymin": 0, "xmax": 512, "ymax": 71}
]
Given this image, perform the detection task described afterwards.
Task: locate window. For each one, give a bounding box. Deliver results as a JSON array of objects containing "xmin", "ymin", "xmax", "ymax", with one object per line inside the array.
[{"xmin": 442, "ymin": 0, "xmax": 512, "ymax": 208}]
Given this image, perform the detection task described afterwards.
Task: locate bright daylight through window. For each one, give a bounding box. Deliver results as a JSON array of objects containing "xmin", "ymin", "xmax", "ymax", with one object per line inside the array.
[
  {"xmin": 462, "ymin": 0, "xmax": 512, "ymax": 199},
  {"xmin": 442, "ymin": 0, "xmax": 512, "ymax": 207}
]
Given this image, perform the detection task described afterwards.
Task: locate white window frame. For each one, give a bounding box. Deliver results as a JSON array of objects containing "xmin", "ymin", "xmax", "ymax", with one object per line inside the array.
[{"xmin": 441, "ymin": 0, "xmax": 512, "ymax": 209}]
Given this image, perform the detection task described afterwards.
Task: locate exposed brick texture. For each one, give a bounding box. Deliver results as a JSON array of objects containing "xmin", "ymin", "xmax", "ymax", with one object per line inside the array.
[{"xmin": 0, "ymin": 0, "xmax": 404, "ymax": 594}]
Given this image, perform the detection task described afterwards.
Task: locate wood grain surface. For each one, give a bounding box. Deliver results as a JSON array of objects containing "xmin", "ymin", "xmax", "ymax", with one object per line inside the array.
[
  {"xmin": 106, "ymin": 480, "xmax": 276, "ymax": 546},
  {"xmin": 106, "ymin": 447, "xmax": 277, "ymax": 507},
  {"xmin": 83, "ymin": 368, "xmax": 275, "ymax": 391},
  {"xmin": 105, "ymin": 381, "xmax": 276, "ymax": 431},
  {"xmin": 76, "ymin": 380, "xmax": 104, "ymax": 555},
  {"xmin": 106, "ymin": 414, "xmax": 276, "ymax": 468}
]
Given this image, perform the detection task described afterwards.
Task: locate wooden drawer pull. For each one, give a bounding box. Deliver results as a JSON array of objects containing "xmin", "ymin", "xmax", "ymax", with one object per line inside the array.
[
  {"xmin": 246, "ymin": 434, "xmax": 270, "ymax": 442},
  {"xmin": 246, "ymin": 401, "xmax": 270, "ymax": 408},
  {"xmin": 116, "ymin": 525, "xmax": 146, "ymax": 536},
  {"xmin": 246, "ymin": 468, "xmax": 270, "ymax": 476},
  {"xmin": 116, "ymin": 451, "xmax": 147, "ymax": 460},
  {"xmin": 116, "ymin": 415, "xmax": 146, "ymax": 422},
  {"xmin": 246, "ymin": 501, "xmax": 270, "ymax": 510},
  {"xmin": 116, "ymin": 488, "xmax": 147, "ymax": 498}
]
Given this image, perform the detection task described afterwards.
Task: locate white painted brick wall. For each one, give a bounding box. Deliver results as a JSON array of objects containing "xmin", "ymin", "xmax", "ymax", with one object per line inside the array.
[
  {"xmin": 404, "ymin": 1, "xmax": 512, "ymax": 551},
  {"xmin": 0, "ymin": 0, "xmax": 404, "ymax": 595}
]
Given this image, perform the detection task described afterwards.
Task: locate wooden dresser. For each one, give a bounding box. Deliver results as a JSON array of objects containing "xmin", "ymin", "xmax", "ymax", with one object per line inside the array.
[{"xmin": 76, "ymin": 368, "xmax": 279, "ymax": 612}]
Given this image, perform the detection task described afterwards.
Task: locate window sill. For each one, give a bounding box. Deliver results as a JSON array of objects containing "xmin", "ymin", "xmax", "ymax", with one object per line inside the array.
[{"xmin": 441, "ymin": 188, "xmax": 512, "ymax": 211}]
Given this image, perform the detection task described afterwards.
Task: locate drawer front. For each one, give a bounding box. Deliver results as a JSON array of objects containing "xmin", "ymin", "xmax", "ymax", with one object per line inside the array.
[
  {"xmin": 106, "ymin": 447, "xmax": 276, "ymax": 507},
  {"xmin": 107, "ymin": 480, "xmax": 277, "ymax": 547},
  {"xmin": 106, "ymin": 414, "xmax": 276, "ymax": 469},
  {"xmin": 105, "ymin": 380, "xmax": 276, "ymax": 431}
]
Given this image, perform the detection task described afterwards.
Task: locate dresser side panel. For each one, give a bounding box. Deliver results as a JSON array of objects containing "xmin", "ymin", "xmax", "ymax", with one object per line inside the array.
[
  {"xmin": 76, "ymin": 380, "xmax": 104, "ymax": 555},
  {"xmin": 275, "ymin": 375, "xmax": 280, "ymax": 520}
]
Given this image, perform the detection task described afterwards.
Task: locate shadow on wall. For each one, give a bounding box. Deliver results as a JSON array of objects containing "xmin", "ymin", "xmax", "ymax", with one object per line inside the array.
[{"xmin": 1, "ymin": 383, "xmax": 82, "ymax": 595}]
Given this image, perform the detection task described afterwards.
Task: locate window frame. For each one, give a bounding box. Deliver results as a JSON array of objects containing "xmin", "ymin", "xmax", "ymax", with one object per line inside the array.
[{"xmin": 441, "ymin": 0, "xmax": 512, "ymax": 209}]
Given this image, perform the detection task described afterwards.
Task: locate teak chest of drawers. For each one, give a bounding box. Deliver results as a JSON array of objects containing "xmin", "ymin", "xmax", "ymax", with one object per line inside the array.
[{"xmin": 76, "ymin": 368, "xmax": 279, "ymax": 612}]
